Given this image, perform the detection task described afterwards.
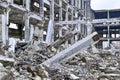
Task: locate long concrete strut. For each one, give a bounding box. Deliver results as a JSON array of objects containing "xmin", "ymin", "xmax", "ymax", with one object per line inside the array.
[{"xmin": 42, "ymin": 32, "xmax": 99, "ymax": 67}]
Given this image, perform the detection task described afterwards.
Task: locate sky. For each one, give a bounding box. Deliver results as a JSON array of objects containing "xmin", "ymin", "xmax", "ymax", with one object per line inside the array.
[{"xmin": 91, "ymin": 0, "xmax": 120, "ymax": 10}]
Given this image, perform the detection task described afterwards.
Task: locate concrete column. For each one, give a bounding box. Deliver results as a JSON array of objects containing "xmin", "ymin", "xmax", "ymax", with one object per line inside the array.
[
  {"xmin": 107, "ymin": 10, "xmax": 110, "ymax": 19},
  {"xmin": 46, "ymin": 0, "xmax": 54, "ymax": 44},
  {"xmin": 0, "ymin": 15, "xmax": 2, "ymax": 41},
  {"xmin": 2, "ymin": 8, "xmax": 10, "ymax": 45},
  {"xmin": 24, "ymin": 0, "xmax": 30, "ymax": 42},
  {"xmin": 50, "ymin": 0, "xmax": 54, "ymax": 20},
  {"xmin": 26, "ymin": 0, "xmax": 30, "ymax": 11},
  {"xmin": 25, "ymin": 16, "xmax": 30, "ymax": 41},
  {"xmin": 86, "ymin": 21, "xmax": 92, "ymax": 35},
  {"xmin": 81, "ymin": 0, "xmax": 84, "ymax": 10},
  {"xmin": 115, "ymin": 29, "xmax": 116, "ymax": 38},
  {"xmin": 6, "ymin": 8, "xmax": 10, "ymax": 42},
  {"xmin": 1, "ymin": 15, "xmax": 6, "ymax": 45},
  {"xmin": 59, "ymin": 28, "xmax": 62, "ymax": 37},
  {"xmin": 75, "ymin": 0, "xmax": 79, "ymax": 42},
  {"xmin": 29, "ymin": 25, "xmax": 34, "ymax": 41},
  {"xmin": 65, "ymin": 4, "xmax": 68, "ymax": 21},
  {"xmin": 107, "ymin": 25, "xmax": 110, "ymax": 47},
  {"xmin": 58, "ymin": 0, "xmax": 62, "ymax": 38},
  {"xmin": 33, "ymin": 27, "xmax": 40, "ymax": 50},
  {"xmin": 59, "ymin": 0, "xmax": 62, "ymax": 21},
  {"xmin": 78, "ymin": 17, "xmax": 81, "ymax": 31},
  {"xmin": 107, "ymin": 26, "xmax": 110, "ymax": 38},
  {"xmin": 77, "ymin": 0, "xmax": 79, "ymax": 8},
  {"xmin": 39, "ymin": 28, "xmax": 43, "ymax": 42},
  {"xmin": 34, "ymin": 27, "xmax": 40, "ymax": 37},
  {"xmin": 39, "ymin": 0, "xmax": 44, "ymax": 18},
  {"xmin": 79, "ymin": 0, "xmax": 82, "ymax": 9},
  {"xmin": 65, "ymin": 4, "xmax": 69, "ymax": 47},
  {"xmin": 86, "ymin": 0, "xmax": 91, "ymax": 20},
  {"xmin": 70, "ymin": 0, "xmax": 74, "ymax": 6}
]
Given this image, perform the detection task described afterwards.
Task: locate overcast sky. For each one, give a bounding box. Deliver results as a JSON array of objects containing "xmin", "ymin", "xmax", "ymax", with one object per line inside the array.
[{"xmin": 91, "ymin": 0, "xmax": 120, "ymax": 10}]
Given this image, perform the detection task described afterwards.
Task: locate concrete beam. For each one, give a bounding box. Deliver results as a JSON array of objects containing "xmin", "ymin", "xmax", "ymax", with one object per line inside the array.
[
  {"xmin": 55, "ymin": 20, "xmax": 86, "ymax": 25},
  {"xmin": 42, "ymin": 32, "xmax": 99, "ymax": 67}
]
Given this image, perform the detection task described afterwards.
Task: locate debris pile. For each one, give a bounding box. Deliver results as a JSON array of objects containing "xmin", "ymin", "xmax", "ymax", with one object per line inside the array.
[{"xmin": 0, "ymin": 41, "xmax": 120, "ymax": 80}]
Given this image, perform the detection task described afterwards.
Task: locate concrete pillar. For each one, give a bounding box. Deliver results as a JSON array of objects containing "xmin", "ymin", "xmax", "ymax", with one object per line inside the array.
[
  {"xmin": 33, "ymin": 26, "xmax": 43, "ymax": 49},
  {"xmin": 29, "ymin": 25, "xmax": 34, "ymax": 41},
  {"xmin": 85, "ymin": 0, "xmax": 91, "ymax": 20},
  {"xmin": 79, "ymin": 0, "xmax": 82, "ymax": 9},
  {"xmin": 115, "ymin": 29, "xmax": 116, "ymax": 38},
  {"xmin": 50, "ymin": 0, "xmax": 54, "ymax": 20},
  {"xmin": 26, "ymin": 0, "xmax": 30, "ymax": 11},
  {"xmin": 107, "ymin": 10, "xmax": 110, "ymax": 19},
  {"xmin": 0, "ymin": 15, "xmax": 2, "ymax": 41},
  {"xmin": 1, "ymin": 8, "xmax": 10, "ymax": 45},
  {"xmin": 77, "ymin": 0, "xmax": 79, "ymax": 8},
  {"xmin": 46, "ymin": 0, "xmax": 54, "ymax": 44},
  {"xmin": 25, "ymin": 16, "xmax": 30, "ymax": 41},
  {"xmin": 1, "ymin": 15, "xmax": 6, "ymax": 45},
  {"xmin": 86, "ymin": 21, "xmax": 92, "ymax": 35},
  {"xmin": 81, "ymin": 0, "xmax": 84, "ymax": 10},
  {"xmin": 107, "ymin": 25, "xmax": 110, "ymax": 47},
  {"xmin": 107, "ymin": 26, "xmax": 110, "ymax": 38},
  {"xmin": 46, "ymin": 20, "xmax": 54, "ymax": 44},
  {"xmin": 59, "ymin": 0, "xmax": 62, "ymax": 21},
  {"xmin": 59, "ymin": 28, "xmax": 62, "ymax": 37},
  {"xmin": 34, "ymin": 27, "xmax": 40, "ymax": 37},
  {"xmin": 6, "ymin": 8, "xmax": 10, "ymax": 43},
  {"xmin": 39, "ymin": 0, "xmax": 44, "ymax": 18},
  {"xmin": 69, "ymin": 0, "xmax": 74, "ymax": 6},
  {"xmin": 65, "ymin": 4, "xmax": 69, "ymax": 47},
  {"xmin": 58, "ymin": 0, "xmax": 63, "ymax": 38},
  {"xmin": 39, "ymin": 28, "xmax": 43, "ymax": 42},
  {"xmin": 24, "ymin": 0, "xmax": 30, "ymax": 42},
  {"xmin": 65, "ymin": 4, "xmax": 69, "ymax": 21}
]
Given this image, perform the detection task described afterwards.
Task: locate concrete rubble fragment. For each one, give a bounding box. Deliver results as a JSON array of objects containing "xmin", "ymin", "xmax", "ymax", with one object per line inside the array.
[{"xmin": 0, "ymin": 63, "xmax": 14, "ymax": 80}]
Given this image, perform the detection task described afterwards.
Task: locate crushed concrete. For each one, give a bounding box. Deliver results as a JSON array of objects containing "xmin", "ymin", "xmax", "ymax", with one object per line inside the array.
[{"xmin": 0, "ymin": 41, "xmax": 119, "ymax": 80}]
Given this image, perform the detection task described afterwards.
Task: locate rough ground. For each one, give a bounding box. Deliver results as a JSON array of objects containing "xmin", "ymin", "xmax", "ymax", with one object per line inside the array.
[{"xmin": 0, "ymin": 42, "xmax": 120, "ymax": 80}]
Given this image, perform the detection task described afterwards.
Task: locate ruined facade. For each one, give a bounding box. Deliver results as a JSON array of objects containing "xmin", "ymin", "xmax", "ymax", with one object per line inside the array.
[
  {"xmin": 0, "ymin": 0, "xmax": 120, "ymax": 80},
  {"xmin": 0, "ymin": 0, "xmax": 92, "ymax": 46}
]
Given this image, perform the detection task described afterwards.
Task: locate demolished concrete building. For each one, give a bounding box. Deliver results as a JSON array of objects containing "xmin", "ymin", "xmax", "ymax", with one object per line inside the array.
[{"xmin": 0, "ymin": 0, "xmax": 120, "ymax": 80}]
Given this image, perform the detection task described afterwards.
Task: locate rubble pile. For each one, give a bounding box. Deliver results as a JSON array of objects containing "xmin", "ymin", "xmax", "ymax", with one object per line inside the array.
[
  {"xmin": 0, "ymin": 42, "xmax": 120, "ymax": 80},
  {"xmin": 61, "ymin": 50, "xmax": 120, "ymax": 80},
  {"xmin": 0, "ymin": 42, "xmax": 49, "ymax": 80}
]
